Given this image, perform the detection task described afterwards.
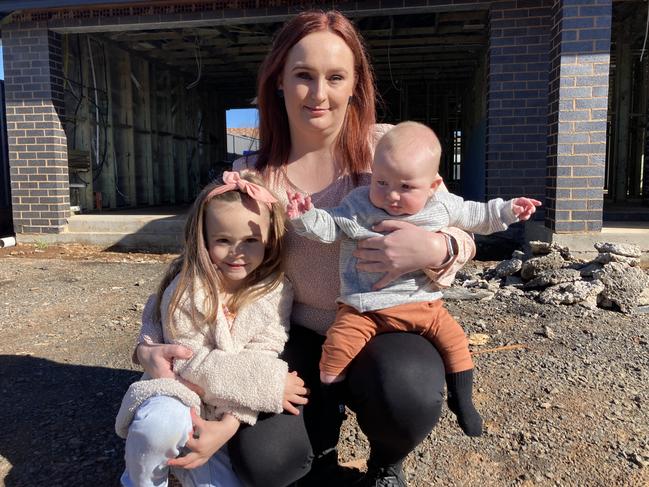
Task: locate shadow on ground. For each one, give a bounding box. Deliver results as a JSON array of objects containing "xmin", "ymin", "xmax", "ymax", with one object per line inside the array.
[{"xmin": 0, "ymin": 355, "xmax": 140, "ymax": 486}]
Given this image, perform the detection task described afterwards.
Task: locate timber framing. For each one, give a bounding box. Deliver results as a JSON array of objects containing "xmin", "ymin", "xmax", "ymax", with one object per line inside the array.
[{"xmin": 1, "ymin": 0, "xmax": 649, "ymax": 239}]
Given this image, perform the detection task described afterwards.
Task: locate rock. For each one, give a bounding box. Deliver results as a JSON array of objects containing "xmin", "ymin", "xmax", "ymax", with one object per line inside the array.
[
  {"xmin": 442, "ymin": 288, "xmax": 495, "ymax": 301},
  {"xmin": 524, "ymin": 268, "xmax": 581, "ymax": 289},
  {"xmin": 461, "ymin": 279, "xmax": 482, "ymax": 288},
  {"xmin": 594, "ymin": 253, "xmax": 639, "ymax": 266},
  {"xmin": 493, "ymin": 258, "xmax": 523, "ymax": 278},
  {"xmin": 504, "ymin": 275, "xmax": 524, "ymax": 288},
  {"xmin": 594, "ymin": 242, "xmax": 642, "ymax": 258},
  {"xmin": 638, "ymin": 287, "xmax": 649, "ymax": 306},
  {"xmin": 521, "ymin": 252, "xmax": 566, "ymax": 281},
  {"xmin": 507, "ymin": 286, "xmax": 525, "ymax": 296},
  {"xmin": 511, "ymin": 250, "xmax": 525, "ymax": 260},
  {"xmin": 528, "ymin": 241, "xmax": 556, "ymax": 255},
  {"xmin": 455, "ymin": 267, "xmax": 482, "ymax": 283},
  {"xmin": 528, "ymin": 241, "xmax": 574, "ymax": 260},
  {"xmin": 468, "ymin": 333, "xmax": 490, "ymax": 346},
  {"xmin": 485, "ymin": 280, "xmax": 501, "ymax": 292},
  {"xmin": 538, "ymin": 280, "xmax": 605, "ymax": 307},
  {"xmin": 577, "ymin": 262, "xmax": 604, "ymax": 278},
  {"xmin": 593, "ymin": 263, "xmax": 649, "ymax": 313}
]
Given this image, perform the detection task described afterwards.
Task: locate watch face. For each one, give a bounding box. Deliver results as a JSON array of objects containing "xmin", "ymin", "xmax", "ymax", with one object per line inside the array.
[{"xmin": 445, "ymin": 234, "xmax": 457, "ymax": 257}]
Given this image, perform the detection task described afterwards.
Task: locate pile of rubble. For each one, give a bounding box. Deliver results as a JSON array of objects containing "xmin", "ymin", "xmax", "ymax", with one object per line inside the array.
[{"xmin": 446, "ymin": 241, "xmax": 649, "ymax": 314}]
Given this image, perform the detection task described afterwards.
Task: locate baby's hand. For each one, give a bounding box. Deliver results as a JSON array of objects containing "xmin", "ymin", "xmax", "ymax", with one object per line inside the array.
[
  {"xmin": 512, "ymin": 197, "xmax": 542, "ymax": 221},
  {"xmin": 286, "ymin": 191, "xmax": 313, "ymax": 219}
]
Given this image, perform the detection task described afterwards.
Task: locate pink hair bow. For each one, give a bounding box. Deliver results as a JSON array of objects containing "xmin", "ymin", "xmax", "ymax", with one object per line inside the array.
[{"xmin": 207, "ymin": 171, "xmax": 277, "ymax": 209}]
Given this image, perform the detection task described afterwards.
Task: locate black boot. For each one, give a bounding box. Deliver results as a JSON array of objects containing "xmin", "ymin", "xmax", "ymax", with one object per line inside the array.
[
  {"xmin": 446, "ymin": 369, "xmax": 483, "ymax": 437},
  {"xmin": 295, "ymin": 382, "xmax": 363, "ymax": 486},
  {"xmin": 358, "ymin": 459, "xmax": 407, "ymax": 487},
  {"xmin": 295, "ymin": 449, "xmax": 363, "ymax": 486}
]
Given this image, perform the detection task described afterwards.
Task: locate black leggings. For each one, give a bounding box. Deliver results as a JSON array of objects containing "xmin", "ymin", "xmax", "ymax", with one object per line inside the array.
[{"xmin": 228, "ymin": 325, "xmax": 445, "ymax": 487}]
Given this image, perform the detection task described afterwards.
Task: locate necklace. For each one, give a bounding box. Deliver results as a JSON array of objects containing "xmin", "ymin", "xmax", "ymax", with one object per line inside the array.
[{"xmin": 279, "ymin": 164, "xmax": 343, "ymax": 205}]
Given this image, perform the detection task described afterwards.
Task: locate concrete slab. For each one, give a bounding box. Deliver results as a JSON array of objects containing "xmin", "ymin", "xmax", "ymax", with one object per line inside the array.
[
  {"xmin": 525, "ymin": 221, "xmax": 649, "ymax": 260},
  {"xmin": 17, "ymin": 207, "xmax": 189, "ymax": 251}
]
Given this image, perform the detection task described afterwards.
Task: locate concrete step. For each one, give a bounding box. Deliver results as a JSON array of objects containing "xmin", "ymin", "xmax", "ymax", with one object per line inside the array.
[
  {"xmin": 19, "ymin": 230, "xmax": 184, "ymax": 251},
  {"xmin": 67, "ymin": 214, "xmax": 186, "ymax": 234},
  {"xmin": 18, "ymin": 211, "xmax": 188, "ymax": 251}
]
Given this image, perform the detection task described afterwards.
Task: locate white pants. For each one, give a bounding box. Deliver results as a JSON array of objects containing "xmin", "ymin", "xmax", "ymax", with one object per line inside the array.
[{"xmin": 121, "ymin": 396, "xmax": 242, "ymax": 487}]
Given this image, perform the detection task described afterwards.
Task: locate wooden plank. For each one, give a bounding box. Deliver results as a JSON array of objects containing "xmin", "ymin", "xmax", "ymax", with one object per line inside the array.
[
  {"xmin": 643, "ymin": 55, "xmax": 649, "ymax": 203},
  {"xmin": 198, "ymin": 88, "xmax": 211, "ymax": 186},
  {"xmin": 150, "ymin": 63, "xmax": 162, "ymax": 205},
  {"xmin": 133, "ymin": 56, "xmax": 154, "ymax": 206},
  {"xmin": 77, "ymin": 35, "xmax": 95, "ymax": 211},
  {"xmin": 186, "ymin": 88, "xmax": 201, "ymax": 198},
  {"xmin": 613, "ymin": 33, "xmax": 632, "ymax": 203},
  {"xmin": 64, "ymin": 34, "xmax": 95, "ymax": 211},
  {"xmin": 173, "ymin": 79, "xmax": 189, "ymax": 203},
  {"xmin": 90, "ymin": 38, "xmax": 117, "ymax": 209},
  {"xmin": 112, "ymin": 46, "xmax": 137, "ymax": 207},
  {"xmin": 159, "ymin": 70, "xmax": 175, "ymax": 204},
  {"xmin": 631, "ymin": 51, "xmax": 648, "ymax": 199}
]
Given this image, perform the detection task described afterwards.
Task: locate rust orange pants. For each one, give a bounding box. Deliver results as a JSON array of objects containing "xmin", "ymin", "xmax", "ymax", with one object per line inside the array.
[{"xmin": 320, "ymin": 300, "xmax": 473, "ymax": 377}]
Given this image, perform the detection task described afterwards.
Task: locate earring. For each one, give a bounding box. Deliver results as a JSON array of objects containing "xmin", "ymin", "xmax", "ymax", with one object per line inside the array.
[{"xmin": 277, "ymin": 89, "xmax": 284, "ymax": 98}]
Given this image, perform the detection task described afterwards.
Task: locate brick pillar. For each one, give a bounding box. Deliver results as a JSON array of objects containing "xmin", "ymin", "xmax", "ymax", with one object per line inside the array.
[
  {"xmin": 546, "ymin": 0, "xmax": 612, "ymax": 233},
  {"xmin": 3, "ymin": 26, "xmax": 69, "ymax": 234},
  {"xmin": 486, "ymin": 1, "xmax": 553, "ymax": 202}
]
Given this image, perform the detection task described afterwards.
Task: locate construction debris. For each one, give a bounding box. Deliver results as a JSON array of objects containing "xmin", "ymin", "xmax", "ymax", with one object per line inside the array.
[{"xmin": 446, "ymin": 241, "xmax": 649, "ymax": 314}]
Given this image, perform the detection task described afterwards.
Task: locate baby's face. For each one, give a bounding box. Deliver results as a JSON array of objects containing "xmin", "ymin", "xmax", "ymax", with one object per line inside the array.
[{"xmin": 369, "ymin": 147, "xmax": 440, "ymax": 216}]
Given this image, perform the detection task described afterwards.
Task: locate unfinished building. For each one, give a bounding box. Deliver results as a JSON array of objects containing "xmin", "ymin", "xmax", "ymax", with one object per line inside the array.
[{"xmin": 0, "ymin": 0, "xmax": 647, "ymax": 250}]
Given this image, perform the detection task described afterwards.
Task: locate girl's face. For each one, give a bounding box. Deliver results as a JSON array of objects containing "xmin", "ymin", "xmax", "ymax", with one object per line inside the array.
[
  {"xmin": 204, "ymin": 198, "xmax": 270, "ymax": 292},
  {"xmin": 279, "ymin": 31, "xmax": 356, "ymax": 138}
]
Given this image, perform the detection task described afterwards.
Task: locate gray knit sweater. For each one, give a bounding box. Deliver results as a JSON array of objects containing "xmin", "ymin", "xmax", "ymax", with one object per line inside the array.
[{"xmin": 290, "ymin": 186, "xmax": 518, "ymax": 313}]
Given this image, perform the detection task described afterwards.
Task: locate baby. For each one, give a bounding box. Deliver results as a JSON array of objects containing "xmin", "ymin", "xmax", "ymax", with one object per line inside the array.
[{"xmin": 287, "ymin": 121, "xmax": 540, "ymax": 436}]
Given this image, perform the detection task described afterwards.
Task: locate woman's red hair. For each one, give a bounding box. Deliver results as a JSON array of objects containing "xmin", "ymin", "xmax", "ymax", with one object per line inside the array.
[{"xmin": 255, "ymin": 10, "xmax": 376, "ymax": 182}]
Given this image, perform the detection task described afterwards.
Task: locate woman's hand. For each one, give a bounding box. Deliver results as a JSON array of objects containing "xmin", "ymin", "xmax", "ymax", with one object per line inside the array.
[
  {"xmin": 354, "ymin": 220, "xmax": 449, "ymax": 290},
  {"xmin": 136, "ymin": 342, "xmax": 205, "ymax": 396},
  {"xmin": 283, "ymin": 370, "xmax": 309, "ymax": 415},
  {"xmin": 137, "ymin": 342, "xmax": 192, "ymax": 378},
  {"xmin": 167, "ymin": 411, "xmax": 240, "ymax": 470}
]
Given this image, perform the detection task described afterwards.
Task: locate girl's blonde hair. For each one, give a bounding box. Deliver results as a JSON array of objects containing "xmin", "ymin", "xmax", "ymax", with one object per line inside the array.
[{"xmin": 155, "ymin": 171, "xmax": 286, "ymax": 332}]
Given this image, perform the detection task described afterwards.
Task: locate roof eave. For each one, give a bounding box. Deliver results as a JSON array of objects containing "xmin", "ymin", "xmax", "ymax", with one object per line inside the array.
[{"xmin": 0, "ymin": 0, "xmax": 153, "ymax": 16}]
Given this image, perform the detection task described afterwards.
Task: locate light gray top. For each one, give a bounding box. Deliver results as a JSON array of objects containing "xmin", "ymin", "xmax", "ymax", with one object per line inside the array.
[{"xmin": 290, "ymin": 186, "xmax": 518, "ymax": 313}]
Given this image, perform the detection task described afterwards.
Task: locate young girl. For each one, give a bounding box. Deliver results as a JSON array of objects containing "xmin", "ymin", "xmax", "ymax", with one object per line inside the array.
[{"xmin": 115, "ymin": 171, "xmax": 303, "ymax": 487}]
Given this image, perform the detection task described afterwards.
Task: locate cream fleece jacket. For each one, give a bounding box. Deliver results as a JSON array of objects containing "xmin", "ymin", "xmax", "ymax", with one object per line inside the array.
[{"xmin": 116, "ymin": 275, "xmax": 292, "ymax": 438}]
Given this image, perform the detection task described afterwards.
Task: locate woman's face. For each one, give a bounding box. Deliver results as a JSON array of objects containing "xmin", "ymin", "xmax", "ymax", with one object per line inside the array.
[{"xmin": 279, "ymin": 31, "xmax": 356, "ymax": 139}]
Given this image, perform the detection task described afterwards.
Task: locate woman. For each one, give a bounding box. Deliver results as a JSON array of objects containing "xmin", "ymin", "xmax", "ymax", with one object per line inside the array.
[{"xmin": 134, "ymin": 10, "xmax": 475, "ymax": 487}]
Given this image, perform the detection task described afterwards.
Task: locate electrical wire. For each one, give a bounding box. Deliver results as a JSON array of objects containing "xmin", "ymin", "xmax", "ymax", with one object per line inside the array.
[
  {"xmin": 186, "ymin": 35, "xmax": 202, "ymax": 90},
  {"xmin": 87, "ymin": 36, "xmax": 101, "ymax": 175},
  {"xmin": 86, "ymin": 37, "xmax": 109, "ymax": 184},
  {"xmin": 641, "ymin": 0, "xmax": 649, "ymax": 62},
  {"xmin": 387, "ymin": 16, "xmax": 401, "ymax": 93}
]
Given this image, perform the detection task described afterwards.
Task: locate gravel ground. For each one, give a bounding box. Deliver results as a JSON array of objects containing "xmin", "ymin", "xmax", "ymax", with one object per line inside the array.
[{"xmin": 0, "ymin": 244, "xmax": 648, "ymax": 486}]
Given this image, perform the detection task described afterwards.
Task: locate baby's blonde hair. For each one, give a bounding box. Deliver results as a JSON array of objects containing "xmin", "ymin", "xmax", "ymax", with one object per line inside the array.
[
  {"xmin": 155, "ymin": 171, "xmax": 286, "ymax": 333},
  {"xmin": 375, "ymin": 121, "xmax": 442, "ymax": 175}
]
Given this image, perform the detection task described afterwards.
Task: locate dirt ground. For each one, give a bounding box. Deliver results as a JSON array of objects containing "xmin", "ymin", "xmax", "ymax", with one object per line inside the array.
[{"xmin": 0, "ymin": 243, "xmax": 648, "ymax": 487}]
